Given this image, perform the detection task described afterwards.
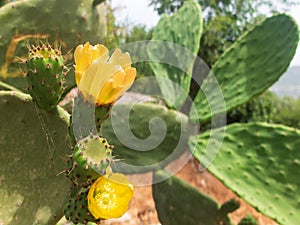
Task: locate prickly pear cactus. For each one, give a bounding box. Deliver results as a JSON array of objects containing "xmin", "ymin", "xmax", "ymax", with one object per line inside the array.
[
  {"xmin": 64, "ymin": 187, "xmax": 100, "ymax": 224},
  {"xmin": 25, "ymin": 44, "xmax": 66, "ymax": 111},
  {"xmin": 191, "ymin": 14, "xmax": 299, "ymax": 123},
  {"xmin": 0, "ymin": 91, "xmax": 71, "ymax": 225},
  {"xmin": 0, "ymin": 0, "xmax": 106, "ymax": 90},
  {"xmin": 69, "ymin": 94, "xmax": 112, "ymax": 143},
  {"xmin": 152, "ymin": 170, "xmax": 235, "ymax": 225},
  {"xmin": 147, "ymin": 1, "xmax": 202, "ymax": 108},
  {"xmin": 102, "ymin": 102, "xmax": 192, "ymax": 174},
  {"xmin": 66, "ymin": 134, "xmax": 113, "ymax": 187},
  {"xmin": 189, "ymin": 123, "xmax": 300, "ymax": 225}
]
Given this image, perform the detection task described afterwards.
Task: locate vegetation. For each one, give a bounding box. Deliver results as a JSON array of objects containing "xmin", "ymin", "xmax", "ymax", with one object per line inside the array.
[
  {"xmin": 0, "ymin": 1, "xmax": 299, "ymax": 225},
  {"xmin": 149, "ymin": 0, "xmax": 298, "ymax": 67},
  {"xmin": 272, "ymin": 95, "xmax": 300, "ymax": 129}
]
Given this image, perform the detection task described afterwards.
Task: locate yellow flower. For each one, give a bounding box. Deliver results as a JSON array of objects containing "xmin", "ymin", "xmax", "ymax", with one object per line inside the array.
[
  {"xmin": 87, "ymin": 172, "xmax": 134, "ymax": 219},
  {"xmin": 74, "ymin": 42, "xmax": 136, "ymax": 105}
]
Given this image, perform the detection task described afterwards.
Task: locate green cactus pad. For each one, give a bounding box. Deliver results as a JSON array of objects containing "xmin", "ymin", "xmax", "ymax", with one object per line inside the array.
[
  {"xmin": 147, "ymin": 1, "xmax": 202, "ymax": 109},
  {"xmin": 191, "ymin": 14, "xmax": 299, "ymax": 123},
  {"xmin": 0, "ymin": 91, "xmax": 71, "ymax": 225},
  {"xmin": 64, "ymin": 187, "xmax": 100, "ymax": 224},
  {"xmin": 69, "ymin": 94, "xmax": 112, "ymax": 144},
  {"xmin": 101, "ymin": 103, "xmax": 192, "ymax": 174},
  {"xmin": 152, "ymin": 170, "xmax": 234, "ymax": 225},
  {"xmin": 26, "ymin": 44, "xmax": 65, "ymax": 111},
  {"xmin": 189, "ymin": 123, "xmax": 300, "ymax": 225},
  {"xmin": 67, "ymin": 135, "xmax": 113, "ymax": 187},
  {"xmin": 0, "ymin": 0, "xmax": 106, "ymax": 90}
]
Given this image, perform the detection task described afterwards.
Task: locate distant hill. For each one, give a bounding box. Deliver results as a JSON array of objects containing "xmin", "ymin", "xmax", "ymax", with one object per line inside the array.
[{"xmin": 270, "ymin": 66, "xmax": 300, "ymax": 98}]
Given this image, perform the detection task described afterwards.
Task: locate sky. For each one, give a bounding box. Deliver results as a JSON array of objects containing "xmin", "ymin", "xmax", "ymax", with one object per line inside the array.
[{"xmin": 111, "ymin": 0, "xmax": 300, "ymax": 67}]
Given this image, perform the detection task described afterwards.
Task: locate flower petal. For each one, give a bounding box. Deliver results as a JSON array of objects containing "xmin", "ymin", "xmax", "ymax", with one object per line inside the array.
[
  {"xmin": 74, "ymin": 42, "xmax": 108, "ymax": 84},
  {"xmin": 109, "ymin": 48, "xmax": 132, "ymax": 68},
  {"xmin": 97, "ymin": 67, "xmax": 136, "ymax": 105},
  {"xmin": 87, "ymin": 173, "xmax": 134, "ymax": 219},
  {"xmin": 75, "ymin": 44, "xmax": 136, "ymax": 105}
]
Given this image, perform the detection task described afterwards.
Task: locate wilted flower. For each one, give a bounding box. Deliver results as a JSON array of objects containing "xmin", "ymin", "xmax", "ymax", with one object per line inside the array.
[
  {"xmin": 74, "ymin": 42, "xmax": 136, "ymax": 105},
  {"xmin": 87, "ymin": 172, "xmax": 134, "ymax": 219}
]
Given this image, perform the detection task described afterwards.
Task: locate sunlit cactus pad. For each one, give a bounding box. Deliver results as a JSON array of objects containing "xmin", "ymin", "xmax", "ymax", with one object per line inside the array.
[
  {"xmin": 191, "ymin": 14, "xmax": 299, "ymax": 123},
  {"xmin": 189, "ymin": 122, "xmax": 300, "ymax": 225}
]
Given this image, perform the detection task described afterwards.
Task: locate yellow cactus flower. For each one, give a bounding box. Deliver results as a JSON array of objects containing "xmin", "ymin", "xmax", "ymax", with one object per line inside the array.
[
  {"xmin": 87, "ymin": 172, "xmax": 134, "ymax": 220},
  {"xmin": 74, "ymin": 42, "xmax": 136, "ymax": 105}
]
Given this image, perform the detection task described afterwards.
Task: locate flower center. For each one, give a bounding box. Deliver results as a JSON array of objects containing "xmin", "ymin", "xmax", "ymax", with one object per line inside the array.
[{"xmin": 94, "ymin": 183, "xmax": 117, "ymax": 210}]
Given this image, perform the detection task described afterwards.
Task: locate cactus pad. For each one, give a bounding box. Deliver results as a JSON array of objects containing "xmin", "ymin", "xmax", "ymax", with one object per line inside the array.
[
  {"xmin": 0, "ymin": 91, "xmax": 71, "ymax": 225},
  {"xmin": 189, "ymin": 123, "xmax": 300, "ymax": 225},
  {"xmin": 152, "ymin": 170, "xmax": 234, "ymax": 225},
  {"xmin": 70, "ymin": 94, "xmax": 112, "ymax": 143},
  {"xmin": 102, "ymin": 103, "xmax": 192, "ymax": 174},
  {"xmin": 67, "ymin": 134, "xmax": 113, "ymax": 187},
  {"xmin": 64, "ymin": 187, "xmax": 100, "ymax": 224},
  {"xmin": 191, "ymin": 14, "xmax": 299, "ymax": 123},
  {"xmin": 0, "ymin": 0, "xmax": 106, "ymax": 91},
  {"xmin": 147, "ymin": 1, "xmax": 202, "ymax": 108},
  {"xmin": 26, "ymin": 44, "xmax": 66, "ymax": 111}
]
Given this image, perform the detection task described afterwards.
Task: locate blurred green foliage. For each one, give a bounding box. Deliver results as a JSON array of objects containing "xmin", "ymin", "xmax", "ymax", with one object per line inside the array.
[
  {"xmin": 227, "ymin": 91, "xmax": 276, "ymax": 124},
  {"xmin": 201, "ymin": 91, "xmax": 300, "ymax": 131},
  {"xmin": 272, "ymin": 95, "xmax": 300, "ymax": 129}
]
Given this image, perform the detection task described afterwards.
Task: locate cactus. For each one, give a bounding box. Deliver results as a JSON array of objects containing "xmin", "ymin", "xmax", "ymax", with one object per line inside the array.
[
  {"xmin": 102, "ymin": 102, "xmax": 192, "ymax": 174},
  {"xmin": 66, "ymin": 134, "xmax": 113, "ymax": 187},
  {"xmin": 0, "ymin": 90, "xmax": 71, "ymax": 225},
  {"xmin": 64, "ymin": 187, "xmax": 100, "ymax": 224},
  {"xmin": 69, "ymin": 94, "xmax": 112, "ymax": 143},
  {"xmin": 25, "ymin": 44, "xmax": 66, "ymax": 111},
  {"xmin": 147, "ymin": 1, "xmax": 202, "ymax": 108},
  {"xmin": 190, "ymin": 14, "xmax": 299, "ymax": 123},
  {"xmin": 189, "ymin": 123, "xmax": 300, "ymax": 225},
  {"xmin": 0, "ymin": 1, "xmax": 299, "ymax": 224},
  {"xmin": 152, "ymin": 170, "xmax": 235, "ymax": 225},
  {"xmin": 0, "ymin": 0, "xmax": 106, "ymax": 91}
]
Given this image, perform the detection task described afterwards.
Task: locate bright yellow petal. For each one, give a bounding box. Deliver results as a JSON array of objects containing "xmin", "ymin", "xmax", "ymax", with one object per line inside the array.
[
  {"xmin": 77, "ymin": 58, "xmax": 99, "ymax": 102},
  {"xmin": 87, "ymin": 173, "xmax": 134, "ymax": 220},
  {"xmin": 96, "ymin": 67, "xmax": 136, "ymax": 105},
  {"xmin": 97, "ymin": 81, "xmax": 123, "ymax": 105},
  {"xmin": 74, "ymin": 42, "xmax": 108, "ymax": 84},
  {"xmin": 88, "ymin": 62, "xmax": 120, "ymax": 103},
  {"xmin": 76, "ymin": 44, "xmax": 136, "ymax": 105},
  {"xmin": 122, "ymin": 67, "xmax": 136, "ymax": 90},
  {"xmin": 109, "ymin": 48, "xmax": 132, "ymax": 68},
  {"xmin": 109, "ymin": 67, "xmax": 137, "ymax": 100}
]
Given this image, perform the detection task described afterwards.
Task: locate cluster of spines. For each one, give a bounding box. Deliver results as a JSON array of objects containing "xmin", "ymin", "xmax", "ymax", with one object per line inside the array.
[
  {"xmin": 25, "ymin": 43, "xmax": 67, "ymax": 111},
  {"xmin": 64, "ymin": 187, "xmax": 101, "ymax": 224},
  {"xmin": 66, "ymin": 133, "xmax": 114, "ymax": 187}
]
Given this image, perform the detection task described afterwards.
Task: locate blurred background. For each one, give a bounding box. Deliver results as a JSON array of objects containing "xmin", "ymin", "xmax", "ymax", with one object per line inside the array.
[{"xmin": 106, "ymin": 0, "xmax": 300, "ymax": 130}]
